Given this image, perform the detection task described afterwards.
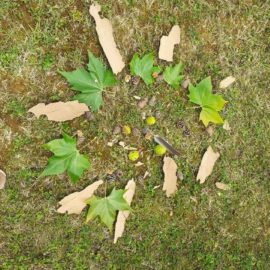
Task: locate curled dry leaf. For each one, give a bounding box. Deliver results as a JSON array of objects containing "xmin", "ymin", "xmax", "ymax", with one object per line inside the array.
[
  {"xmin": 159, "ymin": 25, "xmax": 180, "ymax": 62},
  {"xmin": 163, "ymin": 157, "xmax": 178, "ymax": 197},
  {"xmin": 215, "ymin": 182, "xmax": 230, "ymax": 190},
  {"xmin": 0, "ymin": 170, "xmax": 6, "ymax": 189},
  {"xmin": 28, "ymin": 101, "xmax": 89, "ymax": 122},
  {"xmin": 89, "ymin": 3, "xmax": 125, "ymax": 74},
  {"xmin": 219, "ymin": 76, "xmax": 236, "ymax": 89},
  {"xmin": 57, "ymin": 180, "xmax": 103, "ymax": 214},
  {"xmin": 197, "ymin": 146, "xmax": 220, "ymax": 184},
  {"xmin": 114, "ymin": 179, "xmax": 136, "ymax": 243}
]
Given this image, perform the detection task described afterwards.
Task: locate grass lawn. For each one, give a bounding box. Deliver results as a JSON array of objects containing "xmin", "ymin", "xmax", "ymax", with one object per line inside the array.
[{"xmin": 0, "ymin": 0, "xmax": 270, "ymax": 269}]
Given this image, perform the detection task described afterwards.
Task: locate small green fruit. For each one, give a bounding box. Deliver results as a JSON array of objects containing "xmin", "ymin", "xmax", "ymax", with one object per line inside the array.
[
  {"xmin": 154, "ymin": 145, "xmax": 166, "ymax": 156},
  {"xmin": 128, "ymin": 151, "xmax": 139, "ymax": 161},
  {"xmin": 146, "ymin": 116, "xmax": 156, "ymax": 126},
  {"xmin": 122, "ymin": 125, "xmax": 131, "ymax": 135}
]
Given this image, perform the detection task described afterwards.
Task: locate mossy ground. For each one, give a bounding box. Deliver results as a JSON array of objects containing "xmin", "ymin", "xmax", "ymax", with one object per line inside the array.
[{"xmin": 0, "ymin": 1, "xmax": 270, "ymax": 269}]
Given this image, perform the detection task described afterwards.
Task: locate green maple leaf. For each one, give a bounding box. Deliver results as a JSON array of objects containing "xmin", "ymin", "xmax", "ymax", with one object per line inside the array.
[
  {"xmin": 188, "ymin": 77, "xmax": 227, "ymax": 127},
  {"xmin": 86, "ymin": 188, "xmax": 130, "ymax": 231},
  {"xmin": 130, "ymin": 52, "xmax": 161, "ymax": 85},
  {"xmin": 59, "ymin": 52, "xmax": 117, "ymax": 111},
  {"xmin": 163, "ymin": 63, "xmax": 184, "ymax": 89},
  {"xmin": 41, "ymin": 133, "xmax": 90, "ymax": 183}
]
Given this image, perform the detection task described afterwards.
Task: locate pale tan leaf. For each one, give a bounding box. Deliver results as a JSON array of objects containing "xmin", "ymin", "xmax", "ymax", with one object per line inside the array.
[
  {"xmin": 0, "ymin": 170, "xmax": 6, "ymax": 189},
  {"xmin": 89, "ymin": 3, "xmax": 125, "ymax": 74},
  {"xmin": 223, "ymin": 120, "xmax": 231, "ymax": 131},
  {"xmin": 162, "ymin": 157, "xmax": 178, "ymax": 197},
  {"xmin": 114, "ymin": 179, "xmax": 136, "ymax": 244},
  {"xmin": 219, "ymin": 76, "xmax": 236, "ymax": 89},
  {"xmin": 28, "ymin": 101, "xmax": 89, "ymax": 122},
  {"xmin": 159, "ymin": 25, "xmax": 180, "ymax": 62},
  {"xmin": 215, "ymin": 182, "xmax": 230, "ymax": 190},
  {"xmin": 197, "ymin": 146, "xmax": 220, "ymax": 184},
  {"xmin": 57, "ymin": 180, "xmax": 103, "ymax": 214}
]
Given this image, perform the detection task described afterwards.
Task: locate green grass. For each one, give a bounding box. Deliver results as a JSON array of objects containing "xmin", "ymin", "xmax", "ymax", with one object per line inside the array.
[{"xmin": 1, "ymin": 0, "xmax": 270, "ymax": 269}]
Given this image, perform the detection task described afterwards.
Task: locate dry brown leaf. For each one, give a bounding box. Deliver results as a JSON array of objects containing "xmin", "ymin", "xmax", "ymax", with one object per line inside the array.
[
  {"xmin": 57, "ymin": 180, "xmax": 103, "ymax": 214},
  {"xmin": 28, "ymin": 101, "xmax": 89, "ymax": 122},
  {"xmin": 114, "ymin": 179, "xmax": 136, "ymax": 244},
  {"xmin": 223, "ymin": 120, "xmax": 231, "ymax": 131},
  {"xmin": 215, "ymin": 182, "xmax": 230, "ymax": 190},
  {"xmin": 89, "ymin": 3, "xmax": 125, "ymax": 74},
  {"xmin": 219, "ymin": 76, "xmax": 236, "ymax": 89},
  {"xmin": 197, "ymin": 146, "xmax": 220, "ymax": 184},
  {"xmin": 0, "ymin": 170, "xmax": 6, "ymax": 189},
  {"xmin": 162, "ymin": 157, "xmax": 178, "ymax": 197},
  {"xmin": 159, "ymin": 25, "xmax": 180, "ymax": 62}
]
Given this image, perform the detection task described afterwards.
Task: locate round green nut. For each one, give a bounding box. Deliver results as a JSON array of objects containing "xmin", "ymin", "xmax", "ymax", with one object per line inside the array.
[
  {"xmin": 128, "ymin": 151, "xmax": 139, "ymax": 161},
  {"xmin": 122, "ymin": 125, "xmax": 131, "ymax": 135},
  {"xmin": 146, "ymin": 116, "xmax": 156, "ymax": 126},
  {"xmin": 154, "ymin": 145, "xmax": 166, "ymax": 156}
]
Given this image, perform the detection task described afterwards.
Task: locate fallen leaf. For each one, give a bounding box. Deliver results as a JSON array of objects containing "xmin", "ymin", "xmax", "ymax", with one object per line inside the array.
[
  {"xmin": 0, "ymin": 170, "xmax": 6, "ymax": 189},
  {"xmin": 28, "ymin": 101, "xmax": 89, "ymax": 122},
  {"xmin": 57, "ymin": 180, "xmax": 103, "ymax": 214},
  {"xmin": 188, "ymin": 77, "xmax": 227, "ymax": 127},
  {"xmin": 60, "ymin": 52, "xmax": 116, "ymax": 111},
  {"xmin": 163, "ymin": 63, "xmax": 184, "ymax": 89},
  {"xmin": 196, "ymin": 146, "xmax": 220, "ymax": 184},
  {"xmin": 159, "ymin": 25, "xmax": 180, "ymax": 62},
  {"xmin": 89, "ymin": 3, "xmax": 125, "ymax": 74},
  {"xmin": 215, "ymin": 182, "xmax": 230, "ymax": 190},
  {"xmin": 41, "ymin": 133, "xmax": 90, "ymax": 183},
  {"xmin": 219, "ymin": 76, "xmax": 236, "ymax": 89},
  {"xmin": 114, "ymin": 179, "xmax": 136, "ymax": 243},
  {"xmin": 223, "ymin": 120, "xmax": 231, "ymax": 131},
  {"xmin": 163, "ymin": 157, "xmax": 178, "ymax": 197},
  {"xmin": 130, "ymin": 53, "xmax": 161, "ymax": 85},
  {"xmin": 86, "ymin": 188, "xmax": 129, "ymax": 231}
]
